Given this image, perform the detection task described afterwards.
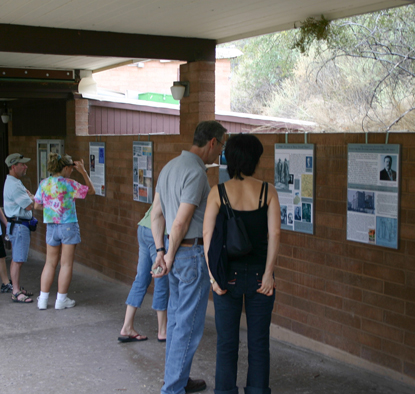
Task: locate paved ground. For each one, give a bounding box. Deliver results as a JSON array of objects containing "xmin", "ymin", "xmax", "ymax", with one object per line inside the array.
[{"xmin": 0, "ymin": 249, "xmax": 414, "ymax": 394}]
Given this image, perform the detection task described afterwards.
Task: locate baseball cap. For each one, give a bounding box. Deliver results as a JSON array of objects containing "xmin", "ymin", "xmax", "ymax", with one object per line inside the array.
[{"xmin": 5, "ymin": 153, "xmax": 31, "ymax": 167}]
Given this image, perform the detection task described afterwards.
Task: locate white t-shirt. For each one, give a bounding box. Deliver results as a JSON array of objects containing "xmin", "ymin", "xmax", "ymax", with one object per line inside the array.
[{"xmin": 3, "ymin": 175, "xmax": 33, "ymax": 220}]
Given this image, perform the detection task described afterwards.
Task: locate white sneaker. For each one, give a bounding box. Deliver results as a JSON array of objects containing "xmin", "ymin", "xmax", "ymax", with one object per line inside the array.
[
  {"xmin": 55, "ymin": 297, "xmax": 76, "ymax": 310},
  {"xmin": 37, "ymin": 297, "xmax": 48, "ymax": 310}
]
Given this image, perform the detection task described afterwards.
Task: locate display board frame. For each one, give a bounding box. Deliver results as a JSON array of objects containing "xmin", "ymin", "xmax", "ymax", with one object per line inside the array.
[
  {"xmin": 133, "ymin": 141, "xmax": 154, "ymax": 203},
  {"xmin": 36, "ymin": 139, "xmax": 65, "ymax": 185},
  {"xmin": 89, "ymin": 142, "xmax": 106, "ymax": 197},
  {"xmin": 274, "ymin": 143, "xmax": 315, "ymax": 234},
  {"xmin": 347, "ymin": 144, "xmax": 400, "ymax": 249}
]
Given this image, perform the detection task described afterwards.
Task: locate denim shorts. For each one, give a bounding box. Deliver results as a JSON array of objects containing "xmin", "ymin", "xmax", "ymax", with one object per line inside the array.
[
  {"xmin": 7, "ymin": 222, "xmax": 31, "ymax": 263},
  {"xmin": 46, "ymin": 222, "xmax": 81, "ymax": 246}
]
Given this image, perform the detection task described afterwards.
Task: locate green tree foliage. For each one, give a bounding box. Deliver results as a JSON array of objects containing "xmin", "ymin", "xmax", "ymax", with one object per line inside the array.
[
  {"xmin": 317, "ymin": 5, "xmax": 415, "ymax": 131},
  {"xmin": 292, "ymin": 15, "xmax": 332, "ymax": 54},
  {"xmin": 225, "ymin": 32, "xmax": 299, "ymax": 114},
  {"xmin": 230, "ymin": 5, "xmax": 415, "ymax": 132}
]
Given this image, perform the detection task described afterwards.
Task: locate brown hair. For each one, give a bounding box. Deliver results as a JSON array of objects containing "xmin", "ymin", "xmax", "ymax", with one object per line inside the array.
[{"xmin": 47, "ymin": 153, "xmax": 74, "ymax": 174}]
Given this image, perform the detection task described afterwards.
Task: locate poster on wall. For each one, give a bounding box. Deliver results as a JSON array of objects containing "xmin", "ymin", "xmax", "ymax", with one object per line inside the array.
[
  {"xmin": 219, "ymin": 148, "xmax": 230, "ymax": 183},
  {"xmin": 274, "ymin": 144, "xmax": 315, "ymax": 234},
  {"xmin": 89, "ymin": 142, "xmax": 106, "ymax": 196},
  {"xmin": 347, "ymin": 144, "xmax": 400, "ymax": 249},
  {"xmin": 133, "ymin": 141, "xmax": 153, "ymax": 203},
  {"xmin": 37, "ymin": 139, "xmax": 65, "ymax": 185}
]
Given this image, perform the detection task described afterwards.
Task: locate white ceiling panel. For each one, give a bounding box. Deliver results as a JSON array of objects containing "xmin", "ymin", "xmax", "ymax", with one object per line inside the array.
[{"xmin": 0, "ymin": 0, "xmax": 413, "ymax": 72}]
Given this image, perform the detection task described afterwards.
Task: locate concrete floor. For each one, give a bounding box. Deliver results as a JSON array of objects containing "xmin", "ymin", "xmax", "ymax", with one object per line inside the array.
[{"xmin": 0, "ymin": 250, "xmax": 414, "ymax": 394}]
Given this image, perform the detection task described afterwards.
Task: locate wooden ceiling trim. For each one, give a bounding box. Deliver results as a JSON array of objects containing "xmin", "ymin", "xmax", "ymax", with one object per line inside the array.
[
  {"xmin": 0, "ymin": 24, "xmax": 216, "ymax": 63},
  {"xmin": 0, "ymin": 68, "xmax": 74, "ymax": 80},
  {"xmin": 0, "ymin": 79, "xmax": 78, "ymax": 99}
]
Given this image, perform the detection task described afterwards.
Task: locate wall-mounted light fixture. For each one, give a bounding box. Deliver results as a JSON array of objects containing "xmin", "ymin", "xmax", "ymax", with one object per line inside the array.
[
  {"xmin": 170, "ymin": 81, "xmax": 190, "ymax": 101},
  {"xmin": 1, "ymin": 103, "xmax": 10, "ymax": 124}
]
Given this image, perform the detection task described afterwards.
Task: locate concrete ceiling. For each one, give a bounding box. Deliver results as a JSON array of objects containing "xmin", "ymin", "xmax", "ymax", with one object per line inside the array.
[{"xmin": 0, "ymin": 0, "xmax": 413, "ymax": 72}]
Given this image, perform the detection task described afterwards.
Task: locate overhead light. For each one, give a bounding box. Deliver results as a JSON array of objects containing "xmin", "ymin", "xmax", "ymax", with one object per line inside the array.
[
  {"xmin": 170, "ymin": 81, "xmax": 189, "ymax": 100},
  {"xmin": 1, "ymin": 113, "xmax": 10, "ymax": 124},
  {"xmin": 1, "ymin": 103, "xmax": 10, "ymax": 124}
]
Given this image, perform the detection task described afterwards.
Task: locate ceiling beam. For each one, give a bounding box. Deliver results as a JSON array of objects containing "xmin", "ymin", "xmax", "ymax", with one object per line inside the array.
[
  {"xmin": 0, "ymin": 79, "xmax": 78, "ymax": 99},
  {"xmin": 0, "ymin": 24, "xmax": 216, "ymax": 63}
]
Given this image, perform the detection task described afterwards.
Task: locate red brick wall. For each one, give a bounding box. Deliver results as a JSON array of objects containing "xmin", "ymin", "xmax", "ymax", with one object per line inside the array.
[{"xmin": 7, "ymin": 102, "xmax": 415, "ymax": 383}]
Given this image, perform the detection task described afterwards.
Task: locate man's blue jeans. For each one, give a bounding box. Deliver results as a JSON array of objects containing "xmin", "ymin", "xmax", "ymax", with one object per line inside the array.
[
  {"xmin": 126, "ymin": 226, "xmax": 169, "ymax": 311},
  {"xmin": 213, "ymin": 264, "xmax": 275, "ymax": 394},
  {"xmin": 162, "ymin": 243, "xmax": 210, "ymax": 394}
]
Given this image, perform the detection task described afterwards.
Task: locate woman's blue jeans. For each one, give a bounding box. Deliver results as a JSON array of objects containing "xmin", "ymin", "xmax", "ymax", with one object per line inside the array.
[
  {"xmin": 126, "ymin": 226, "xmax": 169, "ymax": 311},
  {"xmin": 213, "ymin": 264, "xmax": 275, "ymax": 394}
]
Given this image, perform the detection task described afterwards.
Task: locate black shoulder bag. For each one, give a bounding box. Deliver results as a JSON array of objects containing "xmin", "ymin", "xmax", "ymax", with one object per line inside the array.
[
  {"xmin": 219, "ymin": 183, "xmax": 253, "ymax": 260},
  {"xmin": 207, "ymin": 209, "xmax": 228, "ymax": 289},
  {"xmin": 207, "ymin": 183, "xmax": 254, "ymax": 288}
]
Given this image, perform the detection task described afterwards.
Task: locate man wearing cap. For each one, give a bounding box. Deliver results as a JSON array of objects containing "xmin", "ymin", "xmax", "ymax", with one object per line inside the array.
[
  {"xmin": 4, "ymin": 153, "xmax": 35, "ymax": 303},
  {"xmin": 151, "ymin": 120, "xmax": 227, "ymax": 394}
]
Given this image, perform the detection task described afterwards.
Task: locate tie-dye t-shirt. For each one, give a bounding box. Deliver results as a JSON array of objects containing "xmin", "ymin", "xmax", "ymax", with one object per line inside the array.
[{"xmin": 35, "ymin": 177, "xmax": 89, "ymax": 224}]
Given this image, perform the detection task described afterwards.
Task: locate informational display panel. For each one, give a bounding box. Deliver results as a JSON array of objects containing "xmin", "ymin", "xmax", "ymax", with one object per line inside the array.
[
  {"xmin": 133, "ymin": 141, "xmax": 153, "ymax": 203},
  {"xmin": 89, "ymin": 142, "xmax": 106, "ymax": 197},
  {"xmin": 219, "ymin": 149, "xmax": 230, "ymax": 183},
  {"xmin": 37, "ymin": 139, "xmax": 65, "ymax": 185},
  {"xmin": 275, "ymin": 144, "xmax": 315, "ymax": 234},
  {"xmin": 347, "ymin": 144, "xmax": 400, "ymax": 249}
]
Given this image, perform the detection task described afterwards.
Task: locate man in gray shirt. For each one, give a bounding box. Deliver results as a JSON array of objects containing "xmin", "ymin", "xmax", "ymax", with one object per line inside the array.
[{"xmin": 151, "ymin": 120, "xmax": 226, "ymax": 394}]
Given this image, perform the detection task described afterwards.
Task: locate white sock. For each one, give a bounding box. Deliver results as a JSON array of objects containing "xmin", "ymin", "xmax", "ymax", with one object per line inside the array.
[
  {"xmin": 57, "ymin": 293, "xmax": 67, "ymax": 302},
  {"xmin": 39, "ymin": 291, "xmax": 49, "ymax": 300}
]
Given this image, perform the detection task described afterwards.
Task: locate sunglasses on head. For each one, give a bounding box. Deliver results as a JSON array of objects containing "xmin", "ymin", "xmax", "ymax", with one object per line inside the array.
[{"xmin": 10, "ymin": 155, "xmax": 25, "ymax": 164}]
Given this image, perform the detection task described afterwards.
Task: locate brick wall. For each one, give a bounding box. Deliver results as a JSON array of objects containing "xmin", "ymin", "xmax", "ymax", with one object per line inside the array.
[{"xmin": 7, "ymin": 102, "xmax": 415, "ymax": 383}]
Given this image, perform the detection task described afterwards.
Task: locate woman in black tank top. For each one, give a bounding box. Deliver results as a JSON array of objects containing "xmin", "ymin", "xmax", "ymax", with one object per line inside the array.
[{"xmin": 203, "ymin": 134, "xmax": 281, "ymax": 394}]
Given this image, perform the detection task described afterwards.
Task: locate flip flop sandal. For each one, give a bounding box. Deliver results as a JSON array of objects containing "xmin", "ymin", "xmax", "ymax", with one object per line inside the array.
[
  {"xmin": 11, "ymin": 291, "xmax": 33, "ymax": 303},
  {"xmin": 117, "ymin": 334, "xmax": 148, "ymax": 343}
]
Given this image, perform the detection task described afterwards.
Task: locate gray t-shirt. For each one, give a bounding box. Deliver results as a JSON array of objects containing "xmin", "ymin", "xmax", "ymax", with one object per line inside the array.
[{"xmin": 156, "ymin": 151, "xmax": 210, "ymax": 238}]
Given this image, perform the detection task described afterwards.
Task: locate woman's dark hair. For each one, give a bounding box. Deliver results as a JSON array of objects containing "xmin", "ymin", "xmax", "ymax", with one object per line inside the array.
[
  {"xmin": 225, "ymin": 133, "xmax": 263, "ymax": 180},
  {"xmin": 47, "ymin": 153, "xmax": 74, "ymax": 174}
]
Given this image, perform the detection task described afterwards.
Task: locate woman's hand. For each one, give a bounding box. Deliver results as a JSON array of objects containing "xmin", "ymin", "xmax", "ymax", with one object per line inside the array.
[
  {"xmin": 212, "ymin": 281, "xmax": 227, "ymax": 296},
  {"xmin": 257, "ymin": 271, "xmax": 275, "ymax": 296},
  {"xmin": 73, "ymin": 159, "xmax": 87, "ymax": 174}
]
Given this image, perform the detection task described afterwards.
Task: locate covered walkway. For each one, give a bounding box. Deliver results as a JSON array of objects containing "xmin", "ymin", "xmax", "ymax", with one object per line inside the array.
[{"xmin": 0, "ymin": 250, "xmax": 412, "ymax": 394}]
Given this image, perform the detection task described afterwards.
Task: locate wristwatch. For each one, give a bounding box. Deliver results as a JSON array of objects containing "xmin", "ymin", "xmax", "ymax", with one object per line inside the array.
[
  {"xmin": 156, "ymin": 247, "xmax": 166, "ymax": 253},
  {"xmin": 210, "ymin": 277, "xmax": 216, "ymax": 284}
]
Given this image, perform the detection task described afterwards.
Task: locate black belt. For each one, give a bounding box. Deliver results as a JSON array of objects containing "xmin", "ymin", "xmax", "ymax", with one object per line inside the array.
[
  {"xmin": 167, "ymin": 235, "xmax": 203, "ymax": 247},
  {"xmin": 6, "ymin": 217, "xmax": 31, "ymax": 235},
  {"xmin": 7, "ymin": 217, "xmax": 30, "ymax": 223}
]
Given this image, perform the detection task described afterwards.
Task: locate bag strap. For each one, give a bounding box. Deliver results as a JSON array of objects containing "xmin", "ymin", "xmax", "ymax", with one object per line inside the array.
[
  {"xmin": 218, "ymin": 183, "xmax": 234, "ymax": 219},
  {"xmin": 258, "ymin": 182, "xmax": 268, "ymax": 208},
  {"xmin": 258, "ymin": 182, "xmax": 265, "ymax": 208}
]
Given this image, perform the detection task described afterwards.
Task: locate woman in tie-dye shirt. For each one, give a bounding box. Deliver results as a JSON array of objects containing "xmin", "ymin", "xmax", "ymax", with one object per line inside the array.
[{"xmin": 34, "ymin": 153, "xmax": 95, "ymax": 310}]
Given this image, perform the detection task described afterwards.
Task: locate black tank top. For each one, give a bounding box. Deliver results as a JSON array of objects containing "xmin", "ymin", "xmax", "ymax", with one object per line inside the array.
[{"xmin": 219, "ymin": 182, "xmax": 268, "ymax": 266}]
